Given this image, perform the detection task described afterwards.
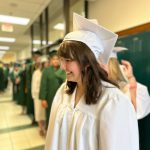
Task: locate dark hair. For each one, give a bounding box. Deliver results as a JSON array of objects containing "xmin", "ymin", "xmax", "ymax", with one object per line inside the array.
[{"xmin": 58, "ymin": 40, "xmax": 117, "ymax": 104}]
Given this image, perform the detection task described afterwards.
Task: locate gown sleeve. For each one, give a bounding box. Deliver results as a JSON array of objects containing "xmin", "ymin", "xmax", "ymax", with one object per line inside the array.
[
  {"xmin": 136, "ymin": 82, "xmax": 150, "ymax": 119},
  {"xmin": 99, "ymin": 90, "xmax": 139, "ymax": 150},
  {"xmin": 39, "ymin": 68, "xmax": 48, "ymax": 100}
]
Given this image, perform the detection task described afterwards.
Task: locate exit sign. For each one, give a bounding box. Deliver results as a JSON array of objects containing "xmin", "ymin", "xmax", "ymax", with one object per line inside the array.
[{"xmin": 1, "ymin": 23, "xmax": 13, "ymax": 32}]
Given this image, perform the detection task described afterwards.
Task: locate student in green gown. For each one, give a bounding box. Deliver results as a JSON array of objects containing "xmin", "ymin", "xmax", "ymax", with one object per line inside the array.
[
  {"xmin": 25, "ymin": 52, "xmax": 42, "ymax": 124},
  {"xmin": 9, "ymin": 63, "xmax": 20, "ymax": 101},
  {"xmin": 39, "ymin": 50, "xmax": 66, "ymax": 128},
  {"xmin": 3, "ymin": 63, "xmax": 9, "ymax": 90},
  {"xmin": 16, "ymin": 62, "xmax": 27, "ymax": 114},
  {"xmin": 0, "ymin": 61, "xmax": 5, "ymax": 92}
]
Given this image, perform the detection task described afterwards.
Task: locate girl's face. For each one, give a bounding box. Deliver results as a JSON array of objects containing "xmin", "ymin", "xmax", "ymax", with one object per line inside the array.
[
  {"xmin": 50, "ymin": 55, "xmax": 60, "ymax": 68},
  {"xmin": 60, "ymin": 57, "xmax": 82, "ymax": 83}
]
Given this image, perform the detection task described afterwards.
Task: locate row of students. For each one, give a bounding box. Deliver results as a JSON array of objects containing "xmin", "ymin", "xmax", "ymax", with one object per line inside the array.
[{"xmin": 8, "ymin": 50, "xmax": 66, "ymax": 137}]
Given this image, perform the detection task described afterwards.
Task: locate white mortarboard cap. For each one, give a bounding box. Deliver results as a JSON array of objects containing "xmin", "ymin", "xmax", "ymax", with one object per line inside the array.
[
  {"xmin": 84, "ymin": 19, "xmax": 99, "ymax": 26},
  {"xmin": 110, "ymin": 46, "xmax": 128, "ymax": 58},
  {"xmin": 63, "ymin": 13, "xmax": 118, "ymax": 64}
]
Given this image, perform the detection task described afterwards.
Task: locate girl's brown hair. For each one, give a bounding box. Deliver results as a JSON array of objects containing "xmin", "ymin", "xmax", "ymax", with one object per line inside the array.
[{"xmin": 58, "ymin": 40, "xmax": 117, "ymax": 104}]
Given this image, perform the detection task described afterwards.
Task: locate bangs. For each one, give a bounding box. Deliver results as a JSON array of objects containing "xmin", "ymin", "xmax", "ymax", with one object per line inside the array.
[{"xmin": 58, "ymin": 40, "xmax": 79, "ymax": 60}]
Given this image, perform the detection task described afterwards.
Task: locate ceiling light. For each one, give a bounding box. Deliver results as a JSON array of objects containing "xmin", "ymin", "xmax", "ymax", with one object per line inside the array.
[
  {"xmin": 53, "ymin": 23, "xmax": 64, "ymax": 30},
  {"xmin": 0, "ymin": 15, "xmax": 30, "ymax": 25},
  {"xmin": 33, "ymin": 40, "xmax": 40, "ymax": 44},
  {"xmin": 42, "ymin": 41, "xmax": 52, "ymax": 45},
  {"xmin": 33, "ymin": 40, "xmax": 52, "ymax": 45},
  {"xmin": 0, "ymin": 46, "xmax": 10, "ymax": 50},
  {"xmin": 0, "ymin": 53, "xmax": 4, "ymax": 58},
  {"xmin": 33, "ymin": 48, "xmax": 38, "ymax": 52},
  {"xmin": 0, "ymin": 37, "xmax": 16, "ymax": 42},
  {"xmin": 0, "ymin": 51, "xmax": 6, "ymax": 54}
]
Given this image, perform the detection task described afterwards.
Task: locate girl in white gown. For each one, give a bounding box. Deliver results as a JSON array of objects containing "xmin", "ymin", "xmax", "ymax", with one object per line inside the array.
[
  {"xmin": 108, "ymin": 47, "xmax": 150, "ymax": 119},
  {"xmin": 45, "ymin": 13, "xmax": 139, "ymax": 150}
]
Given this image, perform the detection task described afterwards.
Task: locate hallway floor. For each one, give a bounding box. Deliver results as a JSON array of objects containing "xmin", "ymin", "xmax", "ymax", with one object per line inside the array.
[{"xmin": 0, "ymin": 83, "xmax": 45, "ymax": 150}]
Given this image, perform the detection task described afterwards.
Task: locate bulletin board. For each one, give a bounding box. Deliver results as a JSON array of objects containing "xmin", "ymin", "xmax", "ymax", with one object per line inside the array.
[{"xmin": 116, "ymin": 30, "xmax": 150, "ymax": 92}]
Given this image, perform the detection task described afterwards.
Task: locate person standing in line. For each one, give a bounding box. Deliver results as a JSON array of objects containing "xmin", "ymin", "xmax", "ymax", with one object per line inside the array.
[
  {"xmin": 9, "ymin": 63, "xmax": 20, "ymax": 101},
  {"xmin": 107, "ymin": 47, "xmax": 150, "ymax": 119},
  {"xmin": 0, "ymin": 61, "xmax": 5, "ymax": 92},
  {"xmin": 25, "ymin": 51, "xmax": 42, "ymax": 125},
  {"xmin": 44, "ymin": 13, "xmax": 139, "ymax": 150},
  {"xmin": 31, "ymin": 57, "xmax": 47, "ymax": 136},
  {"xmin": 3, "ymin": 63, "xmax": 9, "ymax": 90},
  {"xmin": 39, "ymin": 50, "xmax": 66, "ymax": 129}
]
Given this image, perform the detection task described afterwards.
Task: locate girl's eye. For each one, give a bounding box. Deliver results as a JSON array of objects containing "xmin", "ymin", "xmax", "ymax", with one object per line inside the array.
[
  {"xmin": 60, "ymin": 58, "xmax": 72, "ymax": 62},
  {"xmin": 65, "ymin": 59, "xmax": 72, "ymax": 62}
]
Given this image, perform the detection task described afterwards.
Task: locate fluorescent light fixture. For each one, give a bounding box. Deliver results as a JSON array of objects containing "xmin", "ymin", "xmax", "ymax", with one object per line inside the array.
[
  {"xmin": 53, "ymin": 23, "xmax": 64, "ymax": 30},
  {"xmin": 42, "ymin": 41, "xmax": 52, "ymax": 45},
  {"xmin": 33, "ymin": 40, "xmax": 40, "ymax": 44},
  {"xmin": 33, "ymin": 48, "xmax": 38, "ymax": 52},
  {"xmin": 0, "ymin": 15, "xmax": 30, "ymax": 25},
  {"xmin": 0, "ymin": 46, "xmax": 10, "ymax": 50},
  {"xmin": 0, "ymin": 37, "xmax": 16, "ymax": 42},
  {"xmin": 0, "ymin": 55, "xmax": 3, "ymax": 58},
  {"xmin": 0, "ymin": 54, "xmax": 4, "ymax": 58},
  {"xmin": 0, "ymin": 51, "xmax": 6, "ymax": 54},
  {"xmin": 0, "ymin": 54, "xmax": 4, "ymax": 56},
  {"xmin": 33, "ymin": 40, "xmax": 52, "ymax": 45}
]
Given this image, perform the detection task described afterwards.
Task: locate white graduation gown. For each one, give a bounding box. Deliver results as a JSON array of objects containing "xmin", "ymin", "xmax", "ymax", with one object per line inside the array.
[
  {"xmin": 31, "ymin": 69, "xmax": 45, "ymax": 121},
  {"xmin": 45, "ymin": 81, "xmax": 139, "ymax": 150},
  {"xmin": 136, "ymin": 82, "xmax": 150, "ymax": 119}
]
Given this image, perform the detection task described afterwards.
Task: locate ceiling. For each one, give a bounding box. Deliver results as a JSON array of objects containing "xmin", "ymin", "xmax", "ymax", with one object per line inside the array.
[
  {"xmin": 0, "ymin": 0, "xmax": 51, "ymax": 56},
  {"xmin": 0, "ymin": 0, "xmax": 83, "ymax": 61}
]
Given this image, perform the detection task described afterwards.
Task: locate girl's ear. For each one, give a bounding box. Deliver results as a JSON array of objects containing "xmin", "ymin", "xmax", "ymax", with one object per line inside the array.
[{"xmin": 83, "ymin": 65, "xmax": 90, "ymax": 72}]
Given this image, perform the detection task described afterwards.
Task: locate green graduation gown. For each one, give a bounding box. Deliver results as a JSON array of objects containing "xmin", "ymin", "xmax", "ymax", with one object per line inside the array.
[
  {"xmin": 39, "ymin": 66, "xmax": 66, "ymax": 126},
  {"xmin": 17, "ymin": 70, "xmax": 26, "ymax": 106},
  {"xmin": 3, "ymin": 67, "xmax": 9, "ymax": 89},
  {"xmin": 0, "ymin": 67, "xmax": 5, "ymax": 92},
  {"xmin": 25, "ymin": 63, "xmax": 35, "ymax": 116},
  {"xmin": 9, "ymin": 70, "xmax": 19, "ymax": 101}
]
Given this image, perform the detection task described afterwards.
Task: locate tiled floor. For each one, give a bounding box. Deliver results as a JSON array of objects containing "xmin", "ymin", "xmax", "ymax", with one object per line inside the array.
[{"xmin": 0, "ymin": 83, "xmax": 45, "ymax": 150}]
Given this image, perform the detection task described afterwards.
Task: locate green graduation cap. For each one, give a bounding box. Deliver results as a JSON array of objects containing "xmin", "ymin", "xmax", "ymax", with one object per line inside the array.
[
  {"xmin": 48, "ymin": 50, "xmax": 58, "ymax": 57},
  {"xmin": 32, "ymin": 50, "xmax": 42, "ymax": 56}
]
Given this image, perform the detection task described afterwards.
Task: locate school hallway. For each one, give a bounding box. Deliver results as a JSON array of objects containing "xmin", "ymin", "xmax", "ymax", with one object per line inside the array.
[{"xmin": 0, "ymin": 82, "xmax": 45, "ymax": 150}]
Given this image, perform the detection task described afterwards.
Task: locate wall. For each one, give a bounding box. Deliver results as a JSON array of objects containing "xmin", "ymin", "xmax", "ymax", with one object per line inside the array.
[
  {"xmin": 89, "ymin": 0, "xmax": 150, "ymax": 32},
  {"xmin": 16, "ymin": 46, "xmax": 32, "ymax": 61}
]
